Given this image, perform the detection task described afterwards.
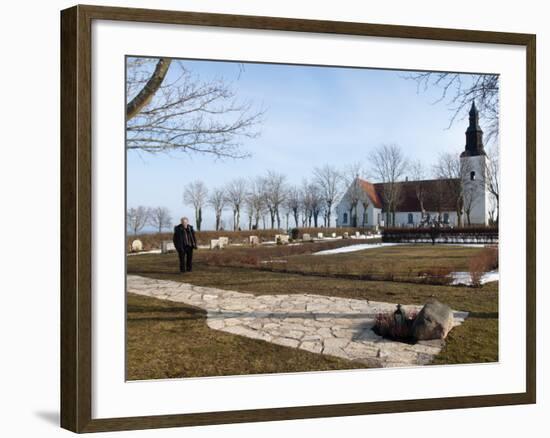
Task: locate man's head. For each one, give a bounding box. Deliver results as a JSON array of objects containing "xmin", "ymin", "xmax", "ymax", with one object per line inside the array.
[{"xmin": 181, "ymin": 217, "xmax": 189, "ymax": 227}]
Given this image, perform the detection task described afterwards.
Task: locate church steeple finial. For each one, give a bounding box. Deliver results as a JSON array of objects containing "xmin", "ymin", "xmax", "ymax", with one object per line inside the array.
[{"xmin": 461, "ymin": 100, "xmax": 485, "ymax": 157}]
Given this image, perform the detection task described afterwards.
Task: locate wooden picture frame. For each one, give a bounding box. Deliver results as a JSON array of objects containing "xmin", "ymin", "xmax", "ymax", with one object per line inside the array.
[{"xmin": 60, "ymin": 4, "xmax": 536, "ymax": 433}]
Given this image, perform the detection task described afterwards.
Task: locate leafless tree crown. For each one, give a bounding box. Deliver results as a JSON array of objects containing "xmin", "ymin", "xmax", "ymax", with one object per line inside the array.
[{"xmin": 126, "ymin": 57, "xmax": 264, "ymax": 158}]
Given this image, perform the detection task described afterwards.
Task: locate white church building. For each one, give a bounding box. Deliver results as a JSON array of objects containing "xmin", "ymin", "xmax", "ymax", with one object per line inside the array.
[{"xmin": 335, "ymin": 102, "xmax": 491, "ymax": 228}]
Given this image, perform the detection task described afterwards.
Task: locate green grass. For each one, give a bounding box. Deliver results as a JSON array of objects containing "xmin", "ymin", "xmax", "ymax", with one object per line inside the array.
[
  {"xmin": 126, "ymin": 292, "xmax": 365, "ymax": 380},
  {"xmin": 127, "ymin": 245, "xmax": 498, "ymax": 377}
]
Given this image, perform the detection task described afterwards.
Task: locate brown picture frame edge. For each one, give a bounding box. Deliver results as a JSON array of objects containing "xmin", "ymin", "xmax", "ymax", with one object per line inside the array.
[{"xmin": 60, "ymin": 4, "xmax": 536, "ymax": 433}]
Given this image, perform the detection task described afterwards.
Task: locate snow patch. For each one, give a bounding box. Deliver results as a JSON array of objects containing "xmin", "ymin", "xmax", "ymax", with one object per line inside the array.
[
  {"xmin": 313, "ymin": 243, "xmax": 401, "ymax": 255},
  {"xmin": 450, "ymin": 270, "xmax": 499, "ymax": 286}
]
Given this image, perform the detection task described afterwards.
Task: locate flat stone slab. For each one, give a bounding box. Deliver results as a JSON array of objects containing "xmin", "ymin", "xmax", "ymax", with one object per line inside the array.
[{"xmin": 127, "ymin": 275, "xmax": 468, "ymax": 368}]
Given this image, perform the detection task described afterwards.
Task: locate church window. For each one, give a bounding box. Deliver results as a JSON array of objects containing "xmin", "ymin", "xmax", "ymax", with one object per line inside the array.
[
  {"xmin": 470, "ymin": 171, "xmax": 476, "ymax": 181},
  {"xmin": 343, "ymin": 212, "xmax": 348, "ymax": 224},
  {"xmin": 407, "ymin": 213, "xmax": 413, "ymax": 224},
  {"xmin": 443, "ymin": 213, "xmax": 449, "ymax": 223}
]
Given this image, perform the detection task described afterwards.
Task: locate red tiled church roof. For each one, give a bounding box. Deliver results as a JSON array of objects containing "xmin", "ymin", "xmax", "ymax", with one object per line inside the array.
[
  {"xmin": 357, "ymin": 179, "xmax": 383, "ymax": 208},
  {"xmin": 357, "ymin": 177, "xmax": 460, "ymax": 213}
]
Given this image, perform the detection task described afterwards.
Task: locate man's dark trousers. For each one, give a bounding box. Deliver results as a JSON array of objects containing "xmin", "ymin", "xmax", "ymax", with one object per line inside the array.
[{"xmin": 178, "ymin": 246, "xmax": 193, "ymax": 272}]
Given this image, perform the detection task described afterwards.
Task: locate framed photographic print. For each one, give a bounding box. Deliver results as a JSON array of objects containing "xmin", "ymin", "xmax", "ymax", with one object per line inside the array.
[{"xmin": 60, "ymin": 4, "xmax": 536, "ymax": 433}]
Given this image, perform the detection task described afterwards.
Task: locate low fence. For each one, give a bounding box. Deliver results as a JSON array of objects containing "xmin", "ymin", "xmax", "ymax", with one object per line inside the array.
[{"xmin": 382, "ymin": 226, "xmax": 499, "ymax": 244}]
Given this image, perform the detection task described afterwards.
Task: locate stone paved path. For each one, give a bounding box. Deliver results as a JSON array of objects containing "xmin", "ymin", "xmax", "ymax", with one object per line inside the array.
[{"xmin": 127, "ymin": 275, "xmax": 468, "ymax": 368}]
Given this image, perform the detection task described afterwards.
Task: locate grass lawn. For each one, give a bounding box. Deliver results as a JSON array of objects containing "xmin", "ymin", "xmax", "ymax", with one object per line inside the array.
[
  {"xmin": 127, "ymin": 244, "xmax": 498, "ymax": 377},
  {"xmin": 127, "ymin": 292, "xmax": 365, "ymax": 380},
  {"xmin": 275, "ymin": 244, "xmax": 487, "ymax": 278}
]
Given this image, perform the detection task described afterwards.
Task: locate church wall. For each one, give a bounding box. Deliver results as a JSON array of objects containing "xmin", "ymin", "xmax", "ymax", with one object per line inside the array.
[{"xmin": 461, "ymin": 155, "xmax": 490, "ymax": 225}]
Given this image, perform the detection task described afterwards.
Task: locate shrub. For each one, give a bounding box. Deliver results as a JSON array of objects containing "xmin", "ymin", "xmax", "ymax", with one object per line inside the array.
[
  {"xmin": 417, "ymin": 266, "xmax": 453, "ymax": 285},
  {"xmin": 373, "ymin": 306, "xmax": 418, "ymax": 342},
  {"xmin": 468, "ymin": 246, "xmax": 498, "ymax": 287}
]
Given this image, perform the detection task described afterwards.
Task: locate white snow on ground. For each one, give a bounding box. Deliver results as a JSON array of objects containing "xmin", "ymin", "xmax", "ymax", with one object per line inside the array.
[
  {"xmin": 450, "ymin": 270, "xmax": 499, "ymax": 286},
  {"xmin": 127, "ymin": 249, "xmax": 162, "ymax": 256},
  {"xmin": 313, "ymin": 242, "xmax": 490, "ymax": 256},
  {"xmin": 313, "ymin": 243, "xmax": 401, "ymax": 255}
]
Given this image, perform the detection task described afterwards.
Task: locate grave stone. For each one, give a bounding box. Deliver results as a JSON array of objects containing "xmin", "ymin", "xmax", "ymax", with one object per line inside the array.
[
  {"xmin": 278, "ymin": 234, "xmax": 289, "ymax": 244},
  {"xmin": 249, "ymin": 235, "xmax": 259, "ymax": 246},
  {"xmin": 210, "ymin": 239, "xmax": 220, "ymax": 250},
  {"xmin": 131, "ymin": 239, "xmax": 143, "ymax": 252},
  {"xmin": 317, "ymin": 232, "xmax": 324, "ymax": 239},
  {"xmin": 161, "ymin": 241, "xmax": 176, "ymax": 254},
  {"xmin": 302, "ymin": 233, "xmax": 311, "ymax": 242}
]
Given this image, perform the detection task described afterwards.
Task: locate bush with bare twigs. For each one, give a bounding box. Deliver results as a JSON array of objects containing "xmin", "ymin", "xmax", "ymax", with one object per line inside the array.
[
  {"xmin": 468, "ymin": 246, "xmax": 498, "ymax": 287},
  {"xmin": 373, "ymin": 307, "xmax": 418, "ymax": 342}
]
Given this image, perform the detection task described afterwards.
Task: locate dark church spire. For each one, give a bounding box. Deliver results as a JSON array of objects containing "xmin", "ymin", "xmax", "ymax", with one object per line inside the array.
[{"xmin": 461, "ymin": 101, "xmax": 485, "ymax": 157}]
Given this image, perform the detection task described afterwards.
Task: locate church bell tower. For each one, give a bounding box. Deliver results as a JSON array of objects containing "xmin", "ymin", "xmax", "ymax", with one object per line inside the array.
[{"xmin": 460, "ymin": 101, "xmax": 489, "ymax": 225}]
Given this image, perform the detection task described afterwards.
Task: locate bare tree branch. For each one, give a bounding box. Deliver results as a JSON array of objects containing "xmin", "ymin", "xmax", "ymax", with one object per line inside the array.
[{"xmin": 126, "ymin": 58, "xmax": 265, "ymax": 158}]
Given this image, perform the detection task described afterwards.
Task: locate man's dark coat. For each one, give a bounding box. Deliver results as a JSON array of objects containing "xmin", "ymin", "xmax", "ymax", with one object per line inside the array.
[{"xmin": 172, "ymin": 224, "xmax": 198, "ymax": 251}]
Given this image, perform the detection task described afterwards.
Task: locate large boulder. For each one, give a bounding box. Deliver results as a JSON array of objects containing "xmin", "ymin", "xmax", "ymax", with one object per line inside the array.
[{"xmin": 412, "ymin": 300, "xmax": 454, "ymax": 341}]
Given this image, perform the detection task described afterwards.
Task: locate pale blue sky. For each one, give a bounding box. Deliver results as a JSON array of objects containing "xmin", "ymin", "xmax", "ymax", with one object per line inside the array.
[{"xmin": 127, "ymin": 58, "xmax": 491, "ymax": 231}]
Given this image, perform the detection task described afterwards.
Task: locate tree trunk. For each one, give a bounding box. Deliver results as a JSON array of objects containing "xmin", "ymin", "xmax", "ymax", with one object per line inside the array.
[{"xmin": 126, "ymin": 58, "xmax": 172, "ymax": 120}]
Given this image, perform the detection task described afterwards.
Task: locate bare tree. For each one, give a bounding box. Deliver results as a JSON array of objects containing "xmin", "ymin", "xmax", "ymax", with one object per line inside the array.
[
  {"xmin": 285, "ymin": 186, "xmax": 302, "ymax": 228},
  {"xmin": 485, "ymin": 145, "xmax": 500, "ymax": 224},
  {"xmin": 300, "ymin": 180, "xmax": 311, "ymax": 227},
  {"xmin": 407, "ymin": 72, "xmax": 499, "ymax": 144},
  {"xmin": 207, "ymin": 187, "xmax": 226, "ymax": 231},
  {"xmin": 126, "ymin": 57, "xmax": 264, "ymax": 157},
  {"xmin": 246, "ymin": 177, "xmax": 266, "ymax": 230},
  {"xmin": 148, "ymin": 207, "xmax": 172, "ymax": 233},
  {"xmin": 225, "ymin": 178, "xmax": 247, "ymax": 231},
  {"xmin": 309, "ymin": 184, "xmax": 324, "ymax": 228},
  {"xmin": 263, "ymin": 171, "xmax": 287, "ymax": 229},
  {"xmin": 313, "ymin": 165, "xmax": 342, "ymax": 227},
  {"xmin": 127, "ymin": 58, "xmax": 172, "ymax": 120},
  {"xmin": 433, "ymin": 152, "xmax": 473, "ymax": 227},
  {"xmin": 127, "ymin": 206, "xmax": 150, "ymax": 236},
  {"xmin": 342, "ymin": 162, "xmax": 364, "ymax": 228},
  {"xmin": 410, "ymin": 160, "xmax": 428, "ymax": 219},
  {"xmin": 183, "ymin": 180, "xmax": 208, "ymax": 231},
  {"xmin": 369, "ymin": 144, "xmax": 409, "ymax": 226}
]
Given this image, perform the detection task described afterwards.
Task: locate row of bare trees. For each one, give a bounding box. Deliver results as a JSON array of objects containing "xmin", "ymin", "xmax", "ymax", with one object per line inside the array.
[
  {"xmin": 179, "ymin": 142, "xmax": 499, "ymax": 232},
  {"xmin": 182, "ymin": 165, "xmax": 349, "ymax": 231},
  {"xmin": 128, "ymin": 143, "xmax": 499, "ymax": 234},
  {"xmin": 126, "ymin": 206, "xmax": 173, "ymax": 235}
]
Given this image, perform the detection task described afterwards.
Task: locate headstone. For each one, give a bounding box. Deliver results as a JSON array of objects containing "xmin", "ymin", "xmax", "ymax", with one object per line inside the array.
[
  {"xmin": 317, "ymin": 232, "xmax": 324, "ymax": 239},
  {"xmin": 331, "ymin": 232, "xmax": 337, "ymax": 238},
  {"xmin": 219, "ymin": 236, "xmax": 229, "ymax": 246},
  {"xmin": 355, "ymin": 231, "xmax": 360, "ymax": 237},
  {"xmin": 412, "ymin": 300, "xmax": 454, "ymax": 341},
  {"xmin": 131, "ymin": 239, "xmax": 142, "ymax": 252},
  {"xmin": 249, "ymin": 235, "xmax": 259, "ymax": 246},
  {"xmin": 343, "ymin": 232, "xmax": 349, "ymax": 239},
  {"xmin": 275, "ymin": 234, "xmax": 290, "ymax": 244},
  {"xmin": 302, "ymin": 233, "xmax": 311, "ymax": 242},
  {"xmin": 161, "ymin": 241, "xmax": 176, "ymax": 254},
  {"xmin": 210, "ymin": 239, "xmax": 220, "ymax": 249}
]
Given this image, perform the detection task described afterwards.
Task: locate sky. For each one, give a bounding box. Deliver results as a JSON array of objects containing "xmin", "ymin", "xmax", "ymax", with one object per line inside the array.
[{"xmin": 126, "ymin": 57, "xmax": 494, "ymax": 232}]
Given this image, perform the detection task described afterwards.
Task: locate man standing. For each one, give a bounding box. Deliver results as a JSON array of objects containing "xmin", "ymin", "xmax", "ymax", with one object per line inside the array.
[{"xmin": 172, "ymin": 217, "xmax": 198, "ymax": 273}]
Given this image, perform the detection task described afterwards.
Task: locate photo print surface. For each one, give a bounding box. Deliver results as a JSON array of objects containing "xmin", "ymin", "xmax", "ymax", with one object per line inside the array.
[{"xmin": 125, "ymin": 56, "xmax": 499, "ymax": 381}]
